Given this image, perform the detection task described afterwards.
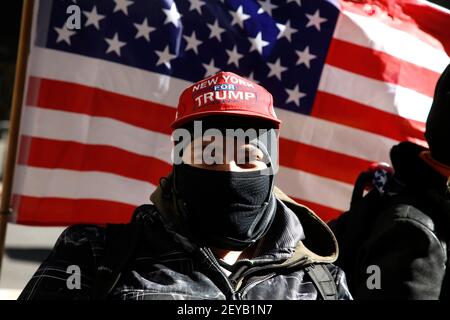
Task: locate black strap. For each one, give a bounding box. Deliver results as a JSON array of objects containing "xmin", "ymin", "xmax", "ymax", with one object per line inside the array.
[
  {"xmin": 90, "ymin": 222, "xmax": 143, "ymax": 300},
  {"xmin": 439, "ymin": 240, "xmax": 450, "ymax": 300},
  {"xmin": 89, "ymin": 205, "xmax": 164, "ymax": 299},
  {"xmin": 305, "ymin": 264, "xmax": 338, "ymax": 300}
]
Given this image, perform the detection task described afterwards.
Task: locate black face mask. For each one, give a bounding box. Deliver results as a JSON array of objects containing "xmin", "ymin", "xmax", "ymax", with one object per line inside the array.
[{"xmin": 173, "ymin": 163, "xmax": 276, "ymax": 250}]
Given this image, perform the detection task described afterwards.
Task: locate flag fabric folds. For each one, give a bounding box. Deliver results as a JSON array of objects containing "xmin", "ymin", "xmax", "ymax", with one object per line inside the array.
[{"xmin": 11, "ymin": 0, "xmax": 450, "ymax": 225}]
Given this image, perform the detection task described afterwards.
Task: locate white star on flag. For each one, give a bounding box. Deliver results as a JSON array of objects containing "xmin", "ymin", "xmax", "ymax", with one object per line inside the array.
[
  {"xmin": 306, "ymin": 9, "xmax": 327, "ymax": 31},
  {"xmin": 202, "ymin": 59, "xmax": 220, "ymax": 77},
  {"xmin": 286, "ymin": 84, "xmax": 306, "ymax": 106},
  {"xmin": 105, "ymin": 32, "xmax": 126, "ymax": 57},
  {"xmin": 296, "ymin": 46, "xmax": 317, "ymax": 69},
  {"xmin": 113, "ymin": 0, "xmax": 133, "ymax": 15},
  {"xmin": 257, "ymin": 0, "xmax": 277, "ymax": 15},
  {"xmin": 267, "ymin": 58, "xmax": 288, "ymax": 80},
  {"xmin": 226, "ymin": 46, "xmax": 243, "ymax": 67},
  {"xmin": 276, "ymin": 21, "xmax": 298, "ymax": 42},
  {"xmin": 163, "ymin": 2, "xmax": 181, "ymax": 27},
  {"xmin": 105, "ymin": 33, "xmax": 126, "ymax": 56},
  {"xmin": 133, "ymin": 18, "xmax": 155, "ymax": 41},
  {"xmin": 155, "ymin": 45, "xmax": 177, "ymax": 69},
  {"xmin": 54, "ymin": 25, "xmax": 76, "ymax": 45},
  {"xmin": 230, "ymin": 6, "xmax": 250, "ymax": 28},
  {"xmin": 249, "ymin": 32, "xmax": 269, "ymax": 55},
  {"xmin": 83, "ymin": 6, "xmax": 105, "ymax": 30},
  {"xmin": 183, "ymin": 31, "xmax": 202, "ymax": 54},
  {"xmin": 207, "ymin": 20, "xmax": 225, "ymax": 41},
  {"xmin": 189, "ymin": 0, "xmax": 205, "ymax": 14}
]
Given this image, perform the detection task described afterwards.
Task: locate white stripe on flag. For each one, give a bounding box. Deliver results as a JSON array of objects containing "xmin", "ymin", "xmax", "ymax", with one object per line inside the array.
[
  {"xmin": 334, "ymin": 11, "xmax": 450, "ymax": 73},
  {"xmin": 277, "ymin": 108, "xmax": 396, "ymax": 163},
  {"xmin": 319, "ymin": 64, "xmax": 433, "ymax": 123},
  {"xmin": 276, "ymin": 166, "xmax": 352, "ymax": 212},
  {"xmin": 29, "ymin": 47, "xmax": 186, "ymax": 108},
  {"xmin": 21, "ymin": 106, "xmax": 173, "ymax": 163},
  {"xmin": 13, "ymin": 165, "xmax": 156, "ymax": 206}
]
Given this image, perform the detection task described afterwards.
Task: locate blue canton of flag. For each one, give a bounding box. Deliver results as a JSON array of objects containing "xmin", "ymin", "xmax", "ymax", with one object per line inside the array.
[{"xmin": 38, "ymin": 0, "xmax": 339, "ymax": 115}]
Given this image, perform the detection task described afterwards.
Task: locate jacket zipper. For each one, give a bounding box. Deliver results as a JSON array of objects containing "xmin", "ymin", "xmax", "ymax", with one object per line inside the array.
[
  {"xmin": 237, "ymin": 273, "xmax": 276, "ymax": 298},
  {"xmin": 200, "ymin": 248, "xmax": 239, "ymax": 299}
]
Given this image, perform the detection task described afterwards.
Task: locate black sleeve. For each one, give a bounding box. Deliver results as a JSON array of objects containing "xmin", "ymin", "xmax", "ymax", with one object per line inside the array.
[
  {"xmin": 18, "ymin": 224, "xmax": 106, "ymax": 300},
  {"xmin": 354, "ymin": 208, "xmax": 446, "ymax": 300}
]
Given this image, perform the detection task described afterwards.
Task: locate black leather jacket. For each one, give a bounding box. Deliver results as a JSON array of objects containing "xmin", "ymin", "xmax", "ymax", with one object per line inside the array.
[
  {"xmin": 332, "ymin": 142, "xmax": 450, "ymax": 300},
  {"xmin": 19, "ymin": 186, "xmax": 352, "ymax": 300}
]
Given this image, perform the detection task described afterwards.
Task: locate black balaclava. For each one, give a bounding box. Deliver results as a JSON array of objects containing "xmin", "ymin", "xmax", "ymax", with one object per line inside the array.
[{"xmin": 172, "ymin": 116, "xmax": 278, "ymax": 250}]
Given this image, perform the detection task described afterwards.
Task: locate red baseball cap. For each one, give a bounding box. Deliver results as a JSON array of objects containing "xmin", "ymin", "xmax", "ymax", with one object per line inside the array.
[{"xmin": 171, "ymin": 71, "xmax": 281, "ymax": 129}]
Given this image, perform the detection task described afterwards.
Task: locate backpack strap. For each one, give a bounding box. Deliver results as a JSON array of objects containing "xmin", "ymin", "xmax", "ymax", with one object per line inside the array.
[
  {"xmin": 305, "ymin": 264, "xmax": 338, "ymax": 300},
  {"xmin": 439, "ymin": 233, "xmax": 450, "ymax": 299},
  {"xmin": 90, "ymin": 222, "xmax": 143, "ymax": 300},
  {"xmin": 90, "ymin": 205, "xmax": 160, "ymax": 299}
]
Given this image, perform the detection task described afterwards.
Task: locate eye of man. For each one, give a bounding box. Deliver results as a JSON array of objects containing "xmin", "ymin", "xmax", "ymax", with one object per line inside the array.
[
  {"xmin": 239, "ymin": 144, "xmax": 264, "ymax": 164},
  {"xmin": 195, "ymin": 140, "xmax": 264, "ymax": 165}
]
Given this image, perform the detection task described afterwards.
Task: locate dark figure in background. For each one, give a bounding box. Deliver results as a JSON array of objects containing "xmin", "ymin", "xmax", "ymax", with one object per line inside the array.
[
  {"xmin": 331, "ymin": 64, "xmax": 450, "ymax": 300},
  {"xmin": 19, "ymin": 72, "xmax": 351, "ymax": 300}
]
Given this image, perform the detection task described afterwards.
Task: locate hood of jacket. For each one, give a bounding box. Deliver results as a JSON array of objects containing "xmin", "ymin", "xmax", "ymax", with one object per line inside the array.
[
  {"xmin": 149, "ymin": 173, "xmax": 339, "ymax": 268},
  {"xmin": 389, "ymin": 141, "xmax": 450, "ymax": 229},
  {"xmin": 390, "ymin": 141, "xmax": 448, "ymax": 193}
]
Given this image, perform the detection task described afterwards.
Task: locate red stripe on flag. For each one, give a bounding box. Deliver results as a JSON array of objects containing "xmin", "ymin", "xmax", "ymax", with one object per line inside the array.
[
  {"xmin": 13, "ymin": 195, "xmax": 136, "ymax": 225},
  {"xmin": 18, "ymin": 133, "xmax": 369, "ymax": 186},
  {"xmin": 17, "ymin": 136, "xmax": 172, "ymax": 184},
  {"xmin": 279, "ymin": 138, "xmax": 370, "ymax": 185},
  {"xmin": 27, "ymin": 76, "xmax": 176, "ymax": 135},
  {"xmin": 312, "ymin": 91, "xmax": 426, "ymax": 142},
  {"xmin": 327, "ymin": 39, "xmax": 439, "ymax": 97},
  {"xmin": 291, "ymin": 196, "xmax": 343, "ymax": 222},
  {"xmin": 401, "ymin": 1, "xmax": 450, "ymax": 56},
  {"xmin": 14, "ymin": 194, "xmax": 342, "ymax": 226}
]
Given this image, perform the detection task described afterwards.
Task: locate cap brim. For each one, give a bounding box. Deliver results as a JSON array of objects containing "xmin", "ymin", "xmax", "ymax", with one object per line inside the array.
[{"xmin": 171, "ymin": 110, "xmax": 282, "ymax": 129}]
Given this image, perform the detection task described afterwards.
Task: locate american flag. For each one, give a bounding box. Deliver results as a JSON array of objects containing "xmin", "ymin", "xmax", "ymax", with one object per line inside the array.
[{"xmin": 11, "ymin": 0, "xmax": 450, "ymax": 225}]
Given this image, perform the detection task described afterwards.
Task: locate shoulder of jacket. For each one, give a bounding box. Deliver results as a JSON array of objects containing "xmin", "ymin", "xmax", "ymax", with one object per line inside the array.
[
  {"xmin": 131, "ymin": 204, "xmax": 160, "ymax": 223},
  {"xmin": 59, "ymin": 224, "xmax": 107, "ymax": 245},
  {"xmin": 388, "ymin": 203, "xmax": 437, "ymax": 233}
]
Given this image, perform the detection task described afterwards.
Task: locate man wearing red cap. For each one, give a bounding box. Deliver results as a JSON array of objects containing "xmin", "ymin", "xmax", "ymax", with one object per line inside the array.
[{"xmin": 19, "ymin": 72, "xmax": 352, "ymax": 300}]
